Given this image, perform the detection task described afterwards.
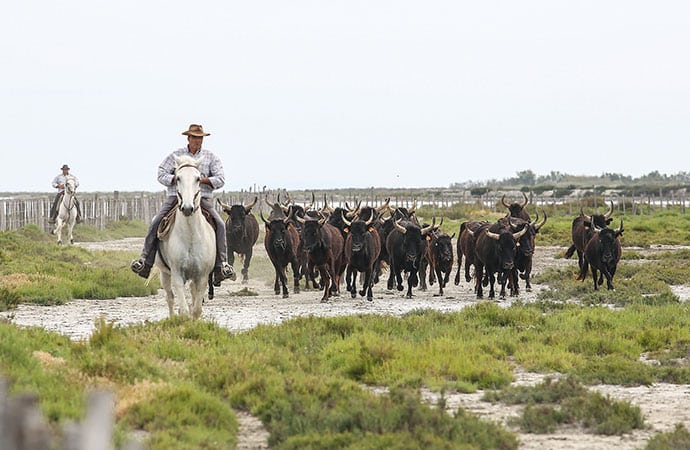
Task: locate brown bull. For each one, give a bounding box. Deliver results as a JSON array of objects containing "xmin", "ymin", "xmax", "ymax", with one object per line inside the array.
[
  {"xmin": 565, "ymin": 201, "xmax": 614, "ymax": 272},
  {"xmin": 454, "ymin": 220, "xmax": 490, "ymax": 289},
  {"xmin": 501, "ymin": 192, "xmax": 530, "ymax": 221}
]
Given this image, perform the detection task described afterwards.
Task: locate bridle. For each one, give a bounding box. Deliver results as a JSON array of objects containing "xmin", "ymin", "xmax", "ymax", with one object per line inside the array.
[{"xmin": 174, "ymin": 163, "xmax": 202, "ymax": 213}]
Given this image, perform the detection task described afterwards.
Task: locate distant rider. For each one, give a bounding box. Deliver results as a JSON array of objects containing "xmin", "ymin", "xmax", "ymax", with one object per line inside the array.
[{"xmin": 49, "ymin": 164, "xmax": 82, "ymax": 224}]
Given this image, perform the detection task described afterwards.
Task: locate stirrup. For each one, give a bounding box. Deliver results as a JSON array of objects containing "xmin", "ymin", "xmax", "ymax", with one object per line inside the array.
[
  {"xmin": 131, "ymin": 259, "xmax": 151, "ymax": 278},
  {"xmin": 222, "ymin": 263, "xmax": 236, "ymax": 281}
]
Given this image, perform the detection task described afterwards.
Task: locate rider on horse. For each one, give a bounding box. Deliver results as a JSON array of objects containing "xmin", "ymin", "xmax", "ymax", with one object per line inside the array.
[
  {"xmin": 49, "ymin": 164, "xmax": 82, "ymax": 224},
  {"xmin": 130, "ymin": 124, "xmax": 235, "ymax": 286}
]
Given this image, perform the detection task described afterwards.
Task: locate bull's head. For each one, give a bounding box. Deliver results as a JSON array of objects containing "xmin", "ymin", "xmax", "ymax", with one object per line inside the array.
[{"xmin": 581, "ymin": 201, "xmax": 614, "ymax": 227}]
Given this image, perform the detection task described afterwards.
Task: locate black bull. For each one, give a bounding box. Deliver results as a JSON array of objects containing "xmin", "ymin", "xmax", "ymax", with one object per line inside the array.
[
  {"xmin": 473, "ymin": 222, "xmax": 528, "ymax": 299},
  {"xmin": 386, "ymin": 219, "xmax": 434, "ymax": 298},
  {"xmin": 427, "ymin": 229, "xmax": 455, "ymax": 296},
  {"xmin": 260, "ymin": 211, "xmax": 301, "ymax": 298},
  {"xmin": 565, "ymin": 201, "xmax": 614, "ymax": 271},
  {"xmin": 342, "ymin": 214, "xmax": 381, "ymax": 301},
  {"xmin": 217, "ymin": 197, "xmax": 260, "ymax": 283},
  {"xmin": 578, "ymin": 220, "xmax": 624, "ymax": 290}
]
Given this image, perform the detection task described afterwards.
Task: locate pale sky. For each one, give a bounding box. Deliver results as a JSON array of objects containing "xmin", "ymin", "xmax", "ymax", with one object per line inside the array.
[{"xmin": 3, "ymin": 1, "xmax": 689, "ymax": 193}]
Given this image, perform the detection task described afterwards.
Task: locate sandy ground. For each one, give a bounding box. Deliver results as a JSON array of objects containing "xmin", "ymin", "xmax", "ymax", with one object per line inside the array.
[{"xmin": 3, "ymin": 238, "xmax": 690, "ymax": 450}]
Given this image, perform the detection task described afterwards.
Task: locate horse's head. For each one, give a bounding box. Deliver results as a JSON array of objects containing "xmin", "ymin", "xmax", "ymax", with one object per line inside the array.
[
  {"xmin": 64, "ymin": 175, "xmax": 77, "ymax": 195},
  {"xmin": 174, "ymin": 155, "xmax": 203, "ymax": 217}
]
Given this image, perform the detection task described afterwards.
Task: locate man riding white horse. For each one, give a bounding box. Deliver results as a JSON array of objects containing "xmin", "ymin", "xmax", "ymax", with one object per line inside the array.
[
  {"xmin": 131, "ymin": 124, "xmax": 235, "ymax": 286},
  {"xmin": 49, "ymin": 164, "xmax": 82, "ymax": 224}
]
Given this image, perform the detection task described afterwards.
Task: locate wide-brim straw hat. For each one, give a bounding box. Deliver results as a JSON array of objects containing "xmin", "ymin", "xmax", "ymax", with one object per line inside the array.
[
  {"xmin": 182, "ymin": 124, "xmax": 210, "ymax": 137},
  {"xmin": 60, "ymin": 164, "xmax": 70, "ymax": 170}
]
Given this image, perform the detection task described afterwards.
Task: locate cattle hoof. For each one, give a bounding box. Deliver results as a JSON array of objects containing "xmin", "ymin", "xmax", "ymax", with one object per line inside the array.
[
  {"xmin": 282, "ymin": 293, "xmax": 289, "ymax": 298},
  {"xmin": 367, "ymin": 296, "xmax": 373, "ymax": 302},
  {"xmin": 396, "ymin": 285, "xmax": 403, "ymax": 291}
]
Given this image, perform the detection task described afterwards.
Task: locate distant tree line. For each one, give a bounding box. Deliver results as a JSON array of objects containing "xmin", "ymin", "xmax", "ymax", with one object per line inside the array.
[{"xmin": 450, "ymin": 170, "xmax": 690, "ymax": 197}]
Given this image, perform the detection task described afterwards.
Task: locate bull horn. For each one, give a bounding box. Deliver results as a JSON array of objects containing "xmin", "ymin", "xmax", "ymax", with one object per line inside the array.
[
  {"xmin": 580, "ymin": 208, "xmax": 592, "ymax": 224},
  {"xmin": 604, "ymin": 200, "xmax": 614, "ymax": 219},
  {"xmin": 592, "ymin": 223, "xmax": 603, "ymax": 233},
  {"xmin": 283, "ymin": 206, "xmax": 293, "ymax": 224},
  {"xmin": 341, "ymin": 211, "xmax": 352, "ymax": 227},
  {"xmin": 284, "ymin": 191, "xmax": 293, "ymax": 206},
  {"xmin": 321, "ymin": 195, "xmax": 335, "ymax": 213},
  {"xmin": 501, "ymin": 194, "xmax": 510, "ymax": 209},
  {"xmin": 345, "ymin": 200, "xmax": 361, "ymax": 218},
  {"xmin": 408, "ymin": 200, "xmax": 417, "ymax": 215},
  {"xmin": 467, "ymin": 228, "xmax": 475, "ymax": 237},
  {"xmin": 304, "ymin": 192, "xmax": 315, "ymax": 211},
  {"xmin": 513, "ymin": 226, "xmax": 528, "ymax": 240},
  {"xmin": 217, "ymin": 198, "xmax": 232, "ymax": 212},
  {"xmin": 438, "ymin": 217, "xmax": 444, "ymax": 228},
  {"xmin": 486, "ymin": 229, "xmax": 501, "ymax": 240},
  {"xmin": 244, "ymin": 196, "xmax": 258, "ymax": 212},
  {"xmin": 534, "ymin": 210, "xmax": 547, "ymax": 231},
  {"xmin": 264, "ymin": 196, "xmax": 273, "ymax": 209},
  {"xmin": 394, "ymin": 218, "xmax": 407, "ymax": 234},
  {"xmin": 259, "ymin": 210, "xmax": 268, "ymax": 224},
  {"xmin": 376, "ymin": 198, "xmax": 391, "ymax": 212},
  {"xmin": 295, "ymin": 214, "xmax": 306, "ymax": 224},
  {"xmin": 616, "ymin": 219, "xmax": 624, "ymax": 235},
  {"xmin": 520, "ymin": 191, "xmax": 529, "ymax": 207},
  {"xmin": 276, "ymin": 194, "xmax": 289, "ymax": 213},
  {"xmin": 421, "ymin": 217, "xmax": 436, "ymax": 235}
]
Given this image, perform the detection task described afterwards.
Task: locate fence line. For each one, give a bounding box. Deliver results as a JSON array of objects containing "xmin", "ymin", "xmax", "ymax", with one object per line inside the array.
[
  {"xmin": 0, "ymin": 377, "xmax": 142, "ymax": 450},
  {"xmin": 0, "ymin": 190, "xmax": 686, "ymax": 232}
]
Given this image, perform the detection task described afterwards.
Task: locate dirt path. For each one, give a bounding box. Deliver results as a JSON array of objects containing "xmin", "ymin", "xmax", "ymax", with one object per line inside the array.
[{"xmin": 3, "ymin": 239, "xmax": 690, "ymax": 449}]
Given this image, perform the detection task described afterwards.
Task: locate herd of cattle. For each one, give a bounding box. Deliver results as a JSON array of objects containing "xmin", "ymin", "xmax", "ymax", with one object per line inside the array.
[{"xmin": 216, "ymin": 192, "xmax": 625, "ymax": 302}]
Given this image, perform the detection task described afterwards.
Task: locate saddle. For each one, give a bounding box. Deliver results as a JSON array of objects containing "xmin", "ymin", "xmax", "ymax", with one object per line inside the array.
[{"xmin": 157, "ymin": 200, "xmax": 216, "ymax": 239}]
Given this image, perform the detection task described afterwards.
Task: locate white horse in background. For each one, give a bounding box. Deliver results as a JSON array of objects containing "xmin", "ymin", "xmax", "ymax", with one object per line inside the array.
[
  {"xmin": 156, "ymin": 154, "xmax": 216, "ymax": 319},
  {"xmin": 52, "ymin": 175, "xmax": 78, "ymax": 245}
]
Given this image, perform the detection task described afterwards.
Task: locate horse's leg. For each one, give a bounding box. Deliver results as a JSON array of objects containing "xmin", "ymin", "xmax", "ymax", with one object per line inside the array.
[
  {"xmin": 190, "ymin": 278, "xmax": 205, "ymax": 319},
  {"xmin": 54, "ymin": 218, "xmax": 64, "ymax": 245},
  {"xmin": 207, "ymin": 273, "xmax": 214, "ymax": 300},
  {"xmin": 67, "ymin": 215, "xmax": 75, "ymax": 244},
  {"xmin": 171, "ymin": 272, "xmax": 189, "ymax": 316},
  {"xmin": 159, "ymin": 271, "xmax": 175, "ymax": 317}
]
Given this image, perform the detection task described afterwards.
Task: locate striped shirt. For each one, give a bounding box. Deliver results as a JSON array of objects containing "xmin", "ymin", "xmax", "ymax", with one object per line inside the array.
[
  {"xmin": 51, "ymin": 174, "xmax": 79, "ymax": 193},
  {"xmin": 158, "ymin": 147, "xmax": 226, "ymax": 198}
]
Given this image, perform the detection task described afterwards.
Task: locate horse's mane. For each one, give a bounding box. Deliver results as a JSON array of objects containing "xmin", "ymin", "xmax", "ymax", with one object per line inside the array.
[{"xmin": 175, "ymin": 154, "xmax": 202, "ymax": 171}]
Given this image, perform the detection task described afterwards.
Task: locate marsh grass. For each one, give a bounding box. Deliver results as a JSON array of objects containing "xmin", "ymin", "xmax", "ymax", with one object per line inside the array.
[
  {"xmin": 0, "ymin": 224, "xmax": 157, "ymax": 309},
  {"xmin": 645, "ymin": 423, "xmax": 690, "ymax": 450},
  {"xmin": 4, "ymin": 212, "xmax": 690, "ymax": 447},
  {"xmin": 485, "ymin": 376, "xmax": 644, "ymax": 435},
  {"xmin": 5, "ymin": 301, "xmax": 690, "ymax": 448}
]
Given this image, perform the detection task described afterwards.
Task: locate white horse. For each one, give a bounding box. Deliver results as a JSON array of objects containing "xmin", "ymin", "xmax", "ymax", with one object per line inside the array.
[
  {"xmin": 52, "ymin": 175, "xmax": 78, "ymax": 245},
  {"xmin": 156, "ymin": 155, "xmax": 216, "ymax": 319}
]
